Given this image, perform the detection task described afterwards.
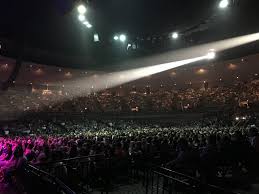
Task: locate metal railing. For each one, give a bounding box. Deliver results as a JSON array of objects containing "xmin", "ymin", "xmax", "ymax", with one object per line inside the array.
[
  {"xmin": 31, "ymin": 153, "xmax": 242, "ymax": 194},
  {"xmin": 144, "ymin": 167, "xmax": 240, "ymax": 194},
  {"xmin": 24, "ymin": 164, "xmax": 76, "ymax": 194},
  {"xmin": 35, "ymin": 154, "xmax": 127, "ymax": 193}
]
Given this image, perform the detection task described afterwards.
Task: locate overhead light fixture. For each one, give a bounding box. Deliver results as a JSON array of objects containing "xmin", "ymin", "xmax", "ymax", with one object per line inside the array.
[
  {"xmin": 172, "ymin": 32, "xmax": 179, "ymax": 39},
  {"xmin": 78, "ymin": 14, "xmax": 85, "ymax": 22},
  {"xmin": 119, "ymin": 34, "xmax": 127, "ymax": 42},
  {"xmin": 86, "ymin": 23, "xmax": 92, "ymax": 28},
  {"xmin": 219, "ymin": 0, "xmax": 229, "ymax": 9},
  {"xmin": 77, "ymin": 4, "xmax": 86, "ymax": 14},
  {"xmin": 127, "ymin": 43, "xmax": 132, "ymax": 50},
  {"xmin": 94, "ymin": 34, "xmax": 99, "ymax": 42},
  {"xmin": 83, "ymin": 21, "xmax": 92, "ymax": 28},
  {"xmin": 114, "ymin": 35, "xmax": 119, "ymax": 40}
]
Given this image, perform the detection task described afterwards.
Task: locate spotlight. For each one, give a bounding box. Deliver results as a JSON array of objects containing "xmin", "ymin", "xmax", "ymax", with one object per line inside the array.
[
  {"xmin": 86, "ymin": 23, "xmax": 92, "ymax": 28},
  {"xmin": 94, "ymin": 34, "xmax": 99, "ymax": 42},
  {"xmin": 206, "ymin": 51, "xmax": 216, "ymax": 59},
  {"xmin": 127, "ymin": 43, "xmax": 132, "ymax": 50},
  {"xmin": 172, "ymin": 32, "xmax": 179, "ymax": 39},
  {"xmin": 78, "ymin": 14, "xmax": 85, "ymax": 22},
  {"xmin": 119, "ymin": 34, "xmax": 126, "ymax": 42},
  {"xmin": 77, "ymin": 4, "xmax": 86, "ymax": 14},
  {"xmin": 235, "ymin": 117, "xmax": 239, "ymax": 121},
  {"xmin": 219, "ymin": 0, "xmax": 229, "ymax": 9},
  {"xmin": 114, "ymin": 36, "xmax": 119, "ymax": 41},
  {"xmin": 83, "ymin": 21, "xmax": 92, "ymax": 28}
]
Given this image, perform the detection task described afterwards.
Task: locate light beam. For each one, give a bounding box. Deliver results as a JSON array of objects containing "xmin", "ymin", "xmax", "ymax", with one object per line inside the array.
[
  {"xmin": 49, "ymin": 32, "xmax": 259, "ymax": 99},
  {"xmin": 61, "ymin": 56, "xmax": 208, "ymax": 96}
]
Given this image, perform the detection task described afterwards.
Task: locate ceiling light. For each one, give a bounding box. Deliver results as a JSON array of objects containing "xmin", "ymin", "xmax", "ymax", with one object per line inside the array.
[
  {"xmin": 78, "ymin": 14, "xmax": 85, "ymax": 22},
  {"xmin": 86, "ymin": 23, "xmax": 92, "ymax": 28},
  {"xmin": 119, "ymin": 34, "xmax": 126, "ymax": 42},
  {"xmin": 77, "ymin": 4, "xmax": 86, "ymax": 14},
  {"xmin": 172, "ymin": 32, "xmax": 179, "ymax": 39},
  {"xmin": 83, "ymin": 21, "xmax": 92, "ymax": 28},
  {"xmin": 219, "ymin": 0, "xmax": 229, "ymax": 9},
  {"xmin": 94, "ymin": 34, "xmax": 99, "ymax": 42}
]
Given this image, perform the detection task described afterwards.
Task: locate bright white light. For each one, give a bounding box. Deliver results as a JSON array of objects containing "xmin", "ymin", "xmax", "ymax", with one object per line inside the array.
[
  {"xmin": 235, "ymin": 117, "xmax": 239, "ymax": 121},
  {"xmin": 119, "ymin": 34, "xmax": 126, "ymax": 42},
  {"xmin": 86, "ymin": 23, "xmax": 92, "ymax": 28},
  {"xmin": 83, "ymin": 21, "xmax": 92, "ymax": 28},
  {"xmin": 114, "ymin": 36, "xmax": 119, "ymax": 40},
  {"xmin": 77, "ymin": 4, "xmax": 86, "ymax": 14},
  {"xmin": 133, "ymin": 56, "xmax": 206, "ymax": 78},
  {"xmin": 219, "ymin": 0, "xmax": 229, "ymax": 9},
  {"xmin": 172, "ymin": 32, "xmax": 179, "ymax": 39},
  {"xmin": 207, "ymin": 51, "xmax": 216, "ymax": 59},
  {"xmin": 127, "ymin": 43, "xmax": 132, "ymax": 50},
  {"xmin": 78, "ymin": 14, "xmax": 85, "ymax": 22},
  {"xmin": 94, "ymin": 34, "xmax": 99, "ymax": 42}
]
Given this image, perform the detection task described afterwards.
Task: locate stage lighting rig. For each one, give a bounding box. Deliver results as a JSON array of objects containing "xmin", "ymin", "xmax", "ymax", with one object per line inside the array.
[
  {"xmin": 114, "ymin": 34, "xmax": 127, "ymax": 42},
  {"xmin": 75, "ymin": 1, "xmax": 93, "ymax": 29}
]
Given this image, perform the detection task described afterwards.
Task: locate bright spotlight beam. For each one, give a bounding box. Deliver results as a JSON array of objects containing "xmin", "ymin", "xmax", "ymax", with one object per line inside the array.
[
  {"xmin": 131, "ymin": 56, "xmax": 206, "ymax": 79},
  {"xmin": 60, "ymin": 56, "xmax": 207, "ymax": 96},
  {"xmin": 49, "ymin": 32, "xmax": 259, "ymax": 98},
  {"xmin": 116, "ymin": 32, "xmax": 259, "ymax": 70}
]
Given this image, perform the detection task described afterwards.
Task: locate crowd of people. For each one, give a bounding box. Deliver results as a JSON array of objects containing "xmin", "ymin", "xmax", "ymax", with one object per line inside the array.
[
  {"xmin": 0, "ymin": 77, "xmax": 258, "ymax": 191},
  {"xmin": 0, "ymin": 79, "xmax": 259, "ymax": 116},
  {"xmin": 0, "ymin": 118, "xmax": 258, "ymax": 186}
]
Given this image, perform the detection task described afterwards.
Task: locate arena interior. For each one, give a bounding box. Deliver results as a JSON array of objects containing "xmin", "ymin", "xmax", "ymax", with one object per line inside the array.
[{"xmin": 0, "ymin": 0, "xmax": 259, "ymax": 193}]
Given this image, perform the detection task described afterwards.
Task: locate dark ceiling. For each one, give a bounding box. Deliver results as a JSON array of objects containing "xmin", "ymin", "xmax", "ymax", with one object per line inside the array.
[{"xmin": 0, "ymin": 0, "xmax": 259, "ymax": 70}]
